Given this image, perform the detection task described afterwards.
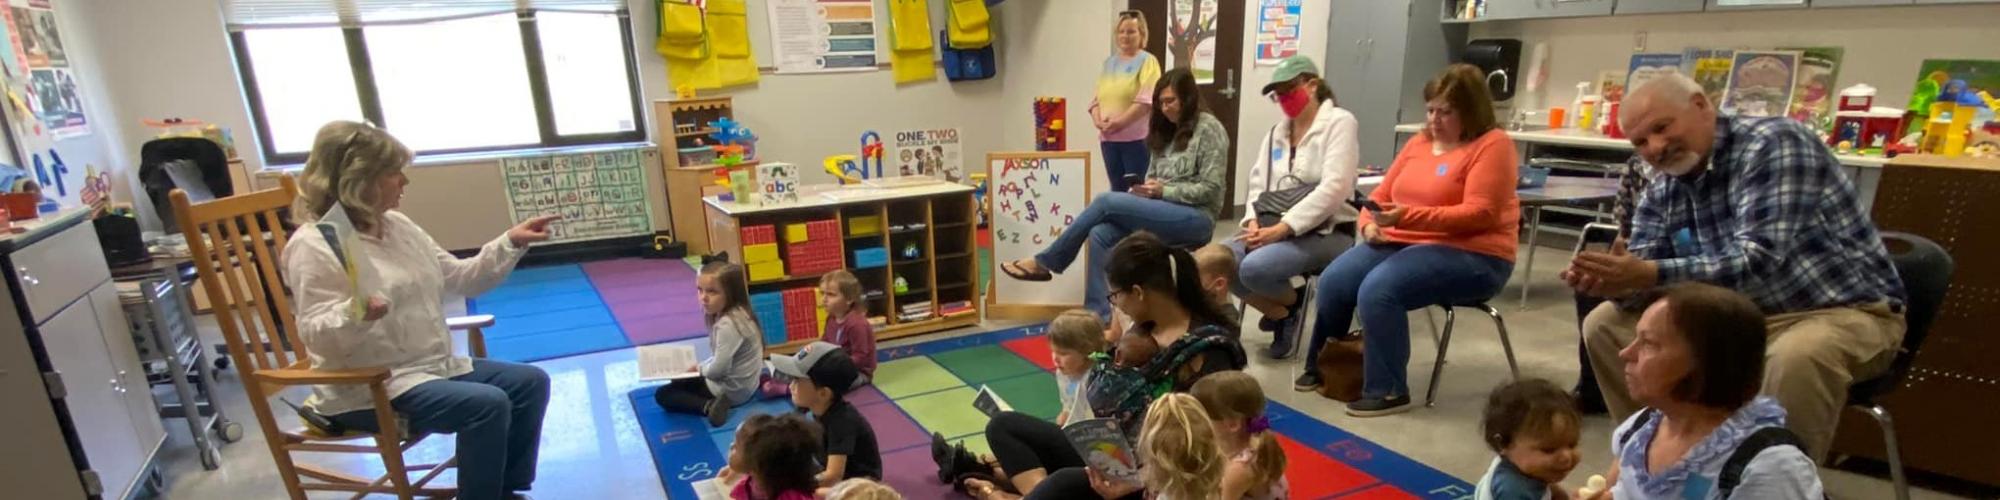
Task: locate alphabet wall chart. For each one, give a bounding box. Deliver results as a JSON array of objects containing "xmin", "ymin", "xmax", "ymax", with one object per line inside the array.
[
  {"xmin": 501, "ymin": 148, "xmax": 653, "ymax": 244},
  {"xmin": 985, "ymin": 151, "xmax": 1100, "ymax": 310}
]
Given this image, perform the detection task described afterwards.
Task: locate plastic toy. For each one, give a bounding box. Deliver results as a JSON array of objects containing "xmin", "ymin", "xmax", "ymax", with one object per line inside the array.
[
  {"xmin": 894, "ymin": 275, "xmax": 910, "ymax": 294},
  {"xmin": 824, "ymin": 154, "xmax": 864, "ymax": 185},
  {"xmin": 901, "ymin": 242, "xmax": 920, "ymax": 259},
  {"xmin": 859, "ymin": 131, "xmax": 885, "ymax": 178},
  {"xmin": 1836, "ymin": 140, "xmax": 1855, "ymax": 155},
  {"xmin": 708, "ymin": 117, "xmax": 758, "ymax": 166},
  {"xmin": 1830, "ymin": 84, "xmax": 1907, "ymax": 153}
]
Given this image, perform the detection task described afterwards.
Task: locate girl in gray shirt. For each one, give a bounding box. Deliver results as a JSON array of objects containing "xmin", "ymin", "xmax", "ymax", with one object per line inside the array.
[{"xmin": 655, "ymin": 262, "xmax": 766, "ymax": 427}]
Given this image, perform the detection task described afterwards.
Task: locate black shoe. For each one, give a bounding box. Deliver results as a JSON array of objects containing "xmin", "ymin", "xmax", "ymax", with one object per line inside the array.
[
  {"xmin": 1257, "ymin": 315, "xmax": 1281, "ymax": 333},
  {"xmin": 1345, "ymin": 395, "xmax": 1414, "ymax": 417},
  {"xmin": 1266, "ymin": 317, "xmax": 1299, "ymax": 360},
  {"xmin": 704, "ymin": 398, "xmax": 729, "ymax": 427},
  {"xmin": 1293, "ymin": 371, "xmax": 1323, "ymax": 392},
  {"xmin": 1573, "ymin": 390, "xmax": 1608, "ymax": 415}
]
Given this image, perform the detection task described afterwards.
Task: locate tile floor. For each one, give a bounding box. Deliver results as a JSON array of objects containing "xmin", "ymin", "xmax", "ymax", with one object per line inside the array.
[{"xmin": 153, "ymin": 228, "xmax": 1966, "ymax": 499}]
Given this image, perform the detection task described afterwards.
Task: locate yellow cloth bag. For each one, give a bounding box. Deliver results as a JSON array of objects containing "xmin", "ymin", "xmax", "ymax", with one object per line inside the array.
[
  {"xmin": 656, "ymin": 0, "xmax": 707, "ymax": 60},
  {"xmin": 707, "ymin": 0, "xmax": 759, "ymax": 86},
  {"xmin": 889, "ymin": 0, "xmax": 935, "ymax": 83},
  {"xmin": 946, "ymin": 0, "xmax": 990, "ymax": 49}
]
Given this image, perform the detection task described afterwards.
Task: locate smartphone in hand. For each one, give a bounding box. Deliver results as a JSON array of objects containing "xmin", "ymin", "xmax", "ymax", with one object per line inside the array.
[
  {"xmin": 1122, "ymin": 173, "xmax": 1142, "ymax": 188},
  {"xmin": 1344, "ymin": 196, "xmax": 1384, "ymax": 212},
  {"xmin": 1576, "ymin": 222, "xmax": 1619, "ymax": 255}
]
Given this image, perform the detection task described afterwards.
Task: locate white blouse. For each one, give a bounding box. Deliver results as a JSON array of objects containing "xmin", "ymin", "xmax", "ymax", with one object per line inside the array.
[
  {"xmin": 1242, "ymin": 100, "xmax": 1361, "ymax": 235},
  {"xmin": 282, "ymin": 210, "xmax": 525, "ymax": 415}
]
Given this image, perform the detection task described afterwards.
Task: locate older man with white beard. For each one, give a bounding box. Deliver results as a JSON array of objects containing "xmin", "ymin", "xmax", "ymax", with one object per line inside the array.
[{"xmin": 1562, "ymin": 73, "xmax": 1906, "ymax": 461}]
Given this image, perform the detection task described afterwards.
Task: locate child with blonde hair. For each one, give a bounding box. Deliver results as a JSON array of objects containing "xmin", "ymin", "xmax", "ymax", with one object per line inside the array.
[
  {"xmin": 1086, "ymin": 392, "xmax": 1225, "ymax": 500},
  {"xmin": 1193, "ymin": 243, "xmax": 1244, "ymax": 332},
  {"xmin": 823, "ymin": 478, "xmax": 902, "ymax": 500},
  {"xmin": 1048, "ymin": 309, "xmax": 1107, "ymax": 425},
  {"xmin": 1193, "ymin": 371, "xmax": 1290, "ymax": 499}
]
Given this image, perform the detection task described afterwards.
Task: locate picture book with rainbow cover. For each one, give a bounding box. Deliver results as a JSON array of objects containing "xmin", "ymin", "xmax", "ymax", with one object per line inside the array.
[{"xmin": 1064, "ymin": 417, "xmax": 1141, "ymax": 487}]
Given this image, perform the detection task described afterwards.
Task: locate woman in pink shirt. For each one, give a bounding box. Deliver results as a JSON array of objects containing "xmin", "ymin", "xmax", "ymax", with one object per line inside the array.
[{"xmin": 1295, "ymin": 64, "xmax": 1521, "ymax": 417}]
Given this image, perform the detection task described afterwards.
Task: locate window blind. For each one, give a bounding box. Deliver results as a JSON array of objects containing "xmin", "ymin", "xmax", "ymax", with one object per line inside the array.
[{"xmin": 223, "ymin": 0, "xmax": 624, "ymax": 30}]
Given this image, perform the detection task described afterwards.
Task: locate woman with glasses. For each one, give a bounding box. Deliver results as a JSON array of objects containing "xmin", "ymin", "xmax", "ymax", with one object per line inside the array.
[
  {"xmin": 1094, "ymin": 10, "xmax": 1160, "ymax": 193},
  {"xmin": 1000, "ymin": 68, "xmax": 1229, "ymax": 319},
  {"xmin": 1226, "ymin": 55, "xmax": 1361, "ymax": 360}
]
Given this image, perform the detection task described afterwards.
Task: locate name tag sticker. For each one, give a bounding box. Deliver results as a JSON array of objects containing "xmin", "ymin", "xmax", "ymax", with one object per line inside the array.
[{"xmin": 1435, "ymin": 163, "xmax": 1449, "ymax": 176}]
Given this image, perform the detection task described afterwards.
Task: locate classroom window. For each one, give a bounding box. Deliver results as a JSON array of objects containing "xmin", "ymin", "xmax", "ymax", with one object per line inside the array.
[{"xmin": 231, "ymin": 9, "xmax": 644, "ymax": 164}]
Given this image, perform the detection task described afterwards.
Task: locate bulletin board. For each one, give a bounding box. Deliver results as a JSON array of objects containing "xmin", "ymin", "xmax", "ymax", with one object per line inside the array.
[
  {"xmin": 984, "ymin": 151, "xmax": 1099, "ymax": 319},
  {"xmin": 500, "ymin": 148, "xmax": 654, "ymax": 244}
]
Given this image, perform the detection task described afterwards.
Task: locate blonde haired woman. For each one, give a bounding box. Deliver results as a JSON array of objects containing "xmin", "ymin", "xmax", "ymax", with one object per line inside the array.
[
  {"xmin": 1093, "ymin": 9, "xmax": 1161, "ymax": 192},
  {"xmin": 282, "ymin": 121, "xmax": 560, "ymax": 500}
]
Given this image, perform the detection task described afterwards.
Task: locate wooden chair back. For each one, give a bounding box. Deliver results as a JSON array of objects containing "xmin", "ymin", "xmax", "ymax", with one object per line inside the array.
[{"xmin": 169, "ymin": 175, "xmax": 305, "ymax": 395}]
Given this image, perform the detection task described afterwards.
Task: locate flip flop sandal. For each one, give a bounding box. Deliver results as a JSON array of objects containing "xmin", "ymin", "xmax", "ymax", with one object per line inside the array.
[{"xmin": 1001, "ymin": 260, "xmax": 1053, "ymax": 282}]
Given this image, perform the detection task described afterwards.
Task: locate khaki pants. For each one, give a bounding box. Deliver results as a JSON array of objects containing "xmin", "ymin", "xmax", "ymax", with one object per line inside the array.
[{"xmin": 1583, "ymin": 300, "xmax": 1904, "ymax": 460}]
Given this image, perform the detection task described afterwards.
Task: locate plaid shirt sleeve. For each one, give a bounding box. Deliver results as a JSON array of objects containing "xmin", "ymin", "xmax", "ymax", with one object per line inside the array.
[
  {"xmin": 1625, "ymin": 175, "xmax": 1671, "ymax": 261},
  {"xmin": 1654, "ymin": 121, "xmax": 1824, "ymax": 287}
]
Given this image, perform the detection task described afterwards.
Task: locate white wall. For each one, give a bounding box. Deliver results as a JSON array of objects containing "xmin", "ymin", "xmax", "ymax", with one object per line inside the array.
[{"xmin": 1471, "ymin": 3, "xmax": 2000, "ymax": 113}]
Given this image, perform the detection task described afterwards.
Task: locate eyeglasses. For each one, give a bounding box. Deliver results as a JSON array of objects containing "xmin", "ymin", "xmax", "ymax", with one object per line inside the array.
[
  {"xmin": 1118, "ymin": 10, "xmax": 1141, "ymax": 19},
  {"xmin": 1105, "ymin": 288, "xmax": 1133, "ymax": 304}
]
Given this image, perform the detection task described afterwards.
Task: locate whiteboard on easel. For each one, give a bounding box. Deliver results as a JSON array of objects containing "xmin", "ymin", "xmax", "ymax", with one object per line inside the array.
[{"xmin": 985, "ymin": 151, "xmax": 1104, "ymax": 313}]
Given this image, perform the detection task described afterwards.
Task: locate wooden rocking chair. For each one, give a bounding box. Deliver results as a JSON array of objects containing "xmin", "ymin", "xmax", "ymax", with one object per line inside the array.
[{"xmin": 170, "ymin": 175, "xmax": 496, "ymax": 499}]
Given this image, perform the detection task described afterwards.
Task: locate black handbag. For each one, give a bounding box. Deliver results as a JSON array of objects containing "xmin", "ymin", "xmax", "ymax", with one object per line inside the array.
[{"xmin": 1250, "ymin": 123, "xmax": 1321, "ymax": 229}]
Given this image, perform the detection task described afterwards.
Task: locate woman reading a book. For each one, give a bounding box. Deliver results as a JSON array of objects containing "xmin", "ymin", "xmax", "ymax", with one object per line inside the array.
[
  {"xmin": 282, "ymin": 121, "xmax": 561, "ymax": 500},
  {"xmin": 953, "ymin": 232, "xmax": 1245, "ymax": 500}
]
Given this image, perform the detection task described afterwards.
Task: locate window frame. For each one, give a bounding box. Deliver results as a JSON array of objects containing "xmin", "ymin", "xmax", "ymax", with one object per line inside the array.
[{"xmin": 230, "ymin": 9, "xmax": 647, "ymax": 166}]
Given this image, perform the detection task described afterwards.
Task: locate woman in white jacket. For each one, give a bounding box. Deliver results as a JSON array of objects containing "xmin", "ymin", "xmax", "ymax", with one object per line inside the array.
[
  {"xmin": 283, "ymin": 121, "xmax": 560, "ymax": 500},
  {"xmin": 1229, "ymin": 56, "xmax": 1360, "ymax": 359}
]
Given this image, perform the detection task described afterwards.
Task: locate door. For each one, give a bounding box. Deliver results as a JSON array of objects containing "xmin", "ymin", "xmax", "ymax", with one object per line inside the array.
[
  {"xmin": 1134, "ymin": 0, "xmax": 1247, "ymax": 207},
  {"xmin": 37, "ymin": 296, "xmax": 142, "ymax": 499}
]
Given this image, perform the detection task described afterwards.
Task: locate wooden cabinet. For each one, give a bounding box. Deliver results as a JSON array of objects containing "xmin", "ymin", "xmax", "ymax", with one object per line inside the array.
[
  {"xmin": 0, "ymin": 212, "xmax": 163, "ymax": 499},
  {"xmin": 1476, "ymin": 0, "xmax": 1615, "ymax": 19},
  {"xmin": 1614, "ymin": 0, "xmax": 1708, "ymax": 13},
  {"xmin": 655, "ymin": 96, "xmax": 756, "ymax": 256}
]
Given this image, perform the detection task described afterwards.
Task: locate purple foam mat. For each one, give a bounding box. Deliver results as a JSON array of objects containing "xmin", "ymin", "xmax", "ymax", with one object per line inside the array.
[{"xmin": 620, "ymin": 313, "xmax": 709, "ymax": 346}]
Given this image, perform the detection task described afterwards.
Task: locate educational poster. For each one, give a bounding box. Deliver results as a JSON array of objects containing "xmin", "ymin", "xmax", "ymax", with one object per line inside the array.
[
  {"xmin": 1781, "ymin": 47, "xmax": 1842, "ymax": 133},
  {"xmin": 893, "ymin": 128, "xmax": 963, "ymax": 183},
  {"xmin": 500, "ymin": 148, "xmax": 653, "ymax": 244},
  {"xmin": 1624, "ymin": 53, "xmax": 1683, "ymax": 97},
  {"xmin": 755, "ymin": 161, "xmax": 800, "ymax": 204},
  {"xmin": 985, "ymin": 152, "xmax": 1100, "ymax": 313},
  {"xmin": 1168, "ymin": 0, "xmax": 1219, "ymax": 83},
  {"xmin": 767, "ymin": 0, "xmax": 878, "ymax": 74},
  {"xmin": 1681, "ymin": 48, "xmax": 1734, "ymax": 106},
  {"xmin": 1720, "ymin": 50, "xmax": 1799, "ymax": 118},
  {"xmin": 3, "ymin": 0, "xmax": 85, "ymax": 139},
  {"xmin": 1252, "ymin": 0, "xmax": 1300, "ymax": 66}
]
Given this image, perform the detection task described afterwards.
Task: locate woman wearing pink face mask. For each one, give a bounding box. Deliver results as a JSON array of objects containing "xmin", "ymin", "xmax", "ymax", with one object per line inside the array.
[{"xmin": 1227, "ymin": 55, "xmax": 1360, "ymax": 360}]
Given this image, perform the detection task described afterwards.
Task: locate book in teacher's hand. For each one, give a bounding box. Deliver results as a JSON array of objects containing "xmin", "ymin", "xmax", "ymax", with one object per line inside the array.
[
  {"xmin": 1064, "ymin": 417, "xmax": 1141, "ymax": 488},
  {"xmin": 313, "ymin": 202, "xmax": 379, "ymax": 322},
  {"xmin": 972, "ymin": 385, "xmax": 1013, "ymax": 417}
]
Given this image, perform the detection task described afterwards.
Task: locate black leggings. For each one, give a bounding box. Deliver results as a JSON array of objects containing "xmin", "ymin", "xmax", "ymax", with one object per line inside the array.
[
  {"xmin": 654, "ymin": 379, "xmax": 716, "ymax": 414},
  {"xmin": 1573, "ymin": 293, "xmax": 1605, "ymax": 400},
  {"xmin": 1026, "ymin": 468, "xmax": 1143, "ymax": 500},
  {"xmin": 985, "ymin": 412, "xmax": 1083, "ymax": 478}
]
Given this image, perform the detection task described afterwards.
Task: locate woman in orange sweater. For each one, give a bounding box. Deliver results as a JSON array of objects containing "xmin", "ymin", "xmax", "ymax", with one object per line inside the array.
[{"xmin": 1294, "ymin": 64, "xmax": 1521, "ymax": 417}]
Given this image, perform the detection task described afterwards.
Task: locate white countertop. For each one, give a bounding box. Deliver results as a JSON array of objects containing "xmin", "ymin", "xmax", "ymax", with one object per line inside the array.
[
  {"xmin": 1393, "ymin": 124, "xmax": 1889, "ymax": 168},
  {"xmin": 704, "ymin": 181, "xmax": 974, "ymax": 216},
  {"xmin": 0, "ymin": 206, "xmax": 91, "ymax": 253}
]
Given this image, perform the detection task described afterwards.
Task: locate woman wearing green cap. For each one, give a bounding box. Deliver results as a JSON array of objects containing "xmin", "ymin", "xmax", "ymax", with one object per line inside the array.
[{"xmin": 1227, "ymin": 55, "xmax": 1360, "ymax": 360}]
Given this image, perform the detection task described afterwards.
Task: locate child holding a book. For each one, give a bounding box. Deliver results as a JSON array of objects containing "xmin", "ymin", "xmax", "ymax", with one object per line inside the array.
[
  {"xmin": 820, "ymin": 270, "xmax": 877, "ymax": 387},
  {"xmin": 1084, "ymin": 392, "xmax": 1225, "ymax": 500},
  {"xmin": 715, "ymin": 413, "xmax": 821, "ymax": 500},
  {"xmin": 1193, "ymin": 371, "xmax": 1290, "ymax": 499},
  {"xmin": 770, "ymin": 341, "xmax": 882, "ymax": 486},
  {"xmin": 1476, "ymin": 379, "xmax": 1583, "ymax": 500},
  {"xmin": 654, "ymin": 262, "xmax": 765, "ymax": 427}
]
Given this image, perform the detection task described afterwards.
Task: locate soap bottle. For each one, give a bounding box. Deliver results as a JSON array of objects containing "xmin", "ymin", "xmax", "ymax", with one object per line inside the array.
[{"xmin": 1569, "ymin": 82, "xmax": 1590, "ymax": 128}]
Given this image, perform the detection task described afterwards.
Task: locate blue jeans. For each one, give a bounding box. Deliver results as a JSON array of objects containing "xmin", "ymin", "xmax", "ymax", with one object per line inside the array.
[
  {"xmin": 1101, "ymin": 140, "xmax": 1150, "ymax": 192},
  {"xmin": 1034, "ymin": 192, "xmax": 1214, "ymax": 316},
  {"xmin": 1306, "ymin": 243, "xmax": 1513, "ymax": 398},
  {"xmin": 330, "ymin": 359, "xmax": 551, "ymax": 500},
  {"xmin": 1223, "ymin": 230, "xmax": 1352, "ymax": 301}
]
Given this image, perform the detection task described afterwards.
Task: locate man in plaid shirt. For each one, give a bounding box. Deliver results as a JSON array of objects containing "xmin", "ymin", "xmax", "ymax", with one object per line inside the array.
[{"xmin": 1564, "ymin": 73, "xmax": 1905, "ymax": 460}]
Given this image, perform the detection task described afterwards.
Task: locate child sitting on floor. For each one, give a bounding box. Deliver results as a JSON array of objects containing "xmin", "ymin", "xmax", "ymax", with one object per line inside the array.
[
  {"xmin": 1132, "ymin": 393, "xmax": 1227, "ymax": 500},
  {"xmin": 770, "ymin": 341, "xmax": 882, "ymax": 486},
  {"xmin": 716, "ymin": 413, "xmax": 821, "ymax": 500},
  {"xmin": 1477, "ymin": 379, "xmax": 1583, "ymax": 500},
  {"xmin": 1049, "ymin": 309, "xmax": 1107, "ymax": 426},
  {"xmin": 820, "ymin": 270, "xmax": 877, "ymax": 387},
  {"xmin": 655, "ymin": 262, "xmax": 765, "ymax": 427},
  {"xmin": 1193, "ymin": 371, "xmax": 1290, "ymax": 499},
  {"xmin": 823, "ymin": 478, "xmax": 903, "ymax": 500},
  {"xmin": 1193, "ymin": 243, "xmax": 1244, "ymax": 332}
]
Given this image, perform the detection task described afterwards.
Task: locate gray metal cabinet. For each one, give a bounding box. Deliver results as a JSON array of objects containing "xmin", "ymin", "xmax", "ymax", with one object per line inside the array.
[
  {"xmin": 1483, "ymin": 0, "xmax": 1615, "ymax": 19},
  {"xmin": 1813, "ymin": 0, "xmax": 1911, "ymax": 6},
  {"xmin": 0, "ymin": 214, "xmax": 163, "ymax": 500},
  {"xmin": 1326, "ymin": 0, "xmax": 1464, "ymax": 169},
  {"xmin": 1913, "ymin": 0, "xmax": 1995, "ymax": 4},
  {"xmin": 1614, "ymin": 0, "xmax": 1709, "ymax": 13}
]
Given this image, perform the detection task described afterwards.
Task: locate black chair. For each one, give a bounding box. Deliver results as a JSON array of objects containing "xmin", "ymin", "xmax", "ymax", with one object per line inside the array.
[
  {"xmin": 1424, "ymin": 300, "xmax": 1520, "ymax": 407},
  {"xmin": 1851, "ymin": 232, "xmax": 1954, "ymax": 500}
]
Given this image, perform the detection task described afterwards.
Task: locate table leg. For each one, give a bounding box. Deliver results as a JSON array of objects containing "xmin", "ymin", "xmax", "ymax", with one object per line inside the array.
[{"xmin": 1520, "ymin": 206, "xmax": 1543, "ymax": 310}]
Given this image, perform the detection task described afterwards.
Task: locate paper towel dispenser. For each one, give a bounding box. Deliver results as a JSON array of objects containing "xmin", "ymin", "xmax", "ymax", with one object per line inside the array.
[{"xmin": 1463, "ymin": 39, "xmax": 1522, "ymax": 101}]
